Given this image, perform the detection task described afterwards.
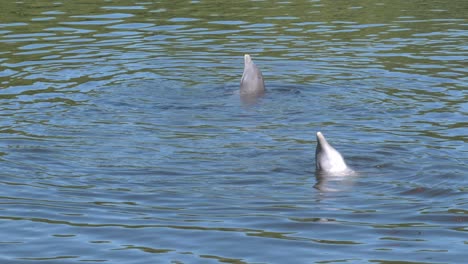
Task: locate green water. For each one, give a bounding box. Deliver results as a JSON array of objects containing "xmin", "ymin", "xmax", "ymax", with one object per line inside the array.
[{"xmin": 1, "ymin": 0, "xmax": 467, "ymax": 263}]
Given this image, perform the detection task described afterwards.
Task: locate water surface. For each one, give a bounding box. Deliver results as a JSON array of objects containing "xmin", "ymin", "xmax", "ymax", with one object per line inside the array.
[{"xmin": 1, "ymin": 0, "xmax": 467, "ymax": 263}]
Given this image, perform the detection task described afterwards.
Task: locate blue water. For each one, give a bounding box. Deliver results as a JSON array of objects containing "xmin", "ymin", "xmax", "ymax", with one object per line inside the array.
[{"xmin": 1, "ymin": 0, "xmax": 467, "ymax": 263}]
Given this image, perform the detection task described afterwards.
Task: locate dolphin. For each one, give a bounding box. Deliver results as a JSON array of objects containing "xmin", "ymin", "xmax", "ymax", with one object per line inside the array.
[
  {"xmin": 240, "ymin": 54, "xmax": 265, "ymax": 97},
  {"xmin": 315, "ymin": 131, "xmax": 354, "ymax": 176}
]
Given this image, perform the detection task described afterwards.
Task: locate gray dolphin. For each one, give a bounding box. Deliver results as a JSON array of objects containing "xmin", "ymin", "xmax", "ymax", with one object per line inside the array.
[
  {"xmin": 240, "ymin": 54, "xmax": 265, "ymax": 97},
  {"xmin": 315, "ymin": 132, "xmax": 354, "ymax": 176}
]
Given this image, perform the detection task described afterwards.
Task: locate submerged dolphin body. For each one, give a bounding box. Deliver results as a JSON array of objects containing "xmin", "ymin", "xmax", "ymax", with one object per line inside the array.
[
  {"xmin": 315, "ymin": 132, "xmax": 354, "ymax": 176},
  {"xmin": 240, "ymin": 54, "xmax": 265, "ymax": 97}
]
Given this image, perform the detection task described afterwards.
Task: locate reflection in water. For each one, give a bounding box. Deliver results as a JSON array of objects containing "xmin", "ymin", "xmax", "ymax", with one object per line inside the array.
[
  {"xmin": 240, "ymin": 92, "xmax": 265, "ymax": 107},
  {"xmin": 314, "ymin": 173, "xmax": 357, "ymax": 192},
  {"xmin": 0, "ymin": 0, "xmax": 467, "ymax": 263}
]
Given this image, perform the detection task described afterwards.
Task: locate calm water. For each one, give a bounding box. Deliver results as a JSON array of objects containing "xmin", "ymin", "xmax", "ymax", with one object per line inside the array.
[{"xmin": 1, "ymin": 0, "xmax": 467, "ymax": 263}]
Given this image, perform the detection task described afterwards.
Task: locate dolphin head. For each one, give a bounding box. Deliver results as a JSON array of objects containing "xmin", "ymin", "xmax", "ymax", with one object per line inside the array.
[
  {"xmin": 315, "ymin": 131, "xmax": 350, "ymax": 174},
  {"xmin": 240, "ymin": 54, "xmax": 265, "ymax": 96},
  {"xmin": 244, "ymin": 54, "xmax": 252, "ymax": 65}
]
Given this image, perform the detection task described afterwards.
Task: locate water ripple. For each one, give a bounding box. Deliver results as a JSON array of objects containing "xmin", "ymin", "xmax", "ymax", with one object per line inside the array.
[{"xmin": 0, "ymin": 0, "xmax": 467, "ymax": 263}]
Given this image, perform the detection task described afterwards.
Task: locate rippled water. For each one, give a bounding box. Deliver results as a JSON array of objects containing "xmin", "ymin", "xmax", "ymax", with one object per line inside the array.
[{"xmin": 1, "ymin": 0, "xmax": 467, "ymax": 263}]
